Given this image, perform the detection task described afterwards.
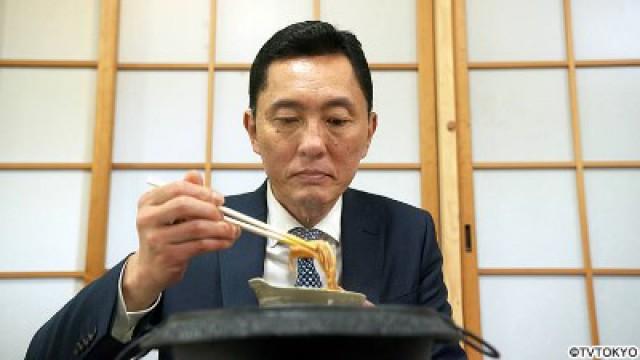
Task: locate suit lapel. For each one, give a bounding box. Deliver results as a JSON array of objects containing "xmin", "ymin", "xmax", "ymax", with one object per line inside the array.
[
  {"xmin": 340, "ymin": 189, "xmax": 385, "ymax": 303},
  {"xmin": 219, "ymin": 182, "xmax": 268, "ymax": 307}
]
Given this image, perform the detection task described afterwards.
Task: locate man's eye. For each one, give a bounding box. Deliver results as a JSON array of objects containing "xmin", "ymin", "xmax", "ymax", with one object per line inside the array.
[
  {"xmin": 274, "ymin": 117, "xmax": 299, "ymax": 125},
  {"xmin": 327, "ymin": 118, "xmax": 348, "ymax": 127}
]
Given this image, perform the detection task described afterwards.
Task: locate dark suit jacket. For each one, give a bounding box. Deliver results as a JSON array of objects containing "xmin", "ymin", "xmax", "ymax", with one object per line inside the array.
[{"xmin": 26, "ymin": 182, "xmax": 466, "ymax": 359}]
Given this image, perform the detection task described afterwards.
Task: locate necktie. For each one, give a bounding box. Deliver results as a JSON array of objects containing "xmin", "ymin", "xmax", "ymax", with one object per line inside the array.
[{"xmin": 288, "ymin": 227, "xmax": 324, "ymax": 288}]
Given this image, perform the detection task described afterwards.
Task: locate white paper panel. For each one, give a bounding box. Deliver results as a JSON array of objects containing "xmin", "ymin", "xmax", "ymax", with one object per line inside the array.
[
  {"xmin": 0, "ymin": 69, "xmax": 96, "ymax": 162},
  {"xmin": 212, "ymin": 71, "xmax": 261, "ymax": 163},
  {"xmin": 0, "ymin": 171, "xmax": 90, "ymax": 271},
  {"xmin": 584, "ymin": 169, "xmax": 640, "ymax": 268},
  {"xmin": 216, "ymin": 0, "xmax": 313, "ymax": 62},
  {"xmin": 480, "ymin": 276, "xmax": 590, "ymax": 360},
  {"xmin": 572, "ymin": 0, "xmax": 640, "ymax": 60},
  {"xmin": 594, "ymin": 277, "xmax": 640, "ymax": 346},
  {"xmin": 365, "ymin": 71, "xmax": 419, "ymax": 163},
  {"xmin": 474, "ymin": 170, "xmax": 582, "ymax": 268},
  {"xmin": 113, "ymin": 71, "xmax": 208, "ymax": 163},
  {"xmin": 107, "ymin": 170, "xmax": 187, "ymax": 268},
  {"xmin": 470, "ymin": 69, "xmax": 573, "ymax": 162},
  {"xmin": 211, "ymin": 170, "xmax": 266, "ymax": 196},
  {"xmin": 577, "ymin": 68, "xmax": 640, "ymax": 161},
  {"xmin": 351, "ymin": 170, "xmax": 421, "ymax": 208},
  {"xmin": 466, "ymin": 0, "xmax": 565, "ymax": 61},
  {"xmin": 141, "ymin": 350, "xmax": 158, "ymax": 360},
  {"xmin": 321, "ymin": 0, "xmax": 416, "ymax": 63},
  {"xmin": 118, "ymin": 0, "xmax": 209, "ymax": 62},
  {"xmin": 0, "ymin": 0, "xmax": 99, "ymax": 59},
  {"xmin": 0, "ymin": 279, "xmax": 81, "ymax": 360}
]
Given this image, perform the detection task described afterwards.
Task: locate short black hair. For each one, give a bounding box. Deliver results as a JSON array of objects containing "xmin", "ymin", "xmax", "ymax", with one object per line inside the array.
[{"xmin": 249, "ymin": 21, "xmax": 373, "ymax": 114}]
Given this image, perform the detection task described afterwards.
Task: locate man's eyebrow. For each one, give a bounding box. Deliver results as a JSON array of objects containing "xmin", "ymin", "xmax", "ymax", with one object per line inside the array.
[
  {"xmin": 322, "ymin": 97, "xmax": 357, "ymax": 113},
  {"xmin": 267, "ymin": 99, "xmax": 304, "ymax": 116},
  {"xmin": 266, "ymin": 96, "xmax": 358, "ymax": 116}
]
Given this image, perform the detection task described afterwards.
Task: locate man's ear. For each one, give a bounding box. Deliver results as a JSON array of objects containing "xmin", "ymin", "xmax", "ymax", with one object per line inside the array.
[
  {"xmin": 243, "ymin": 109, "xmax": 261, "ymax": 155},
  {"xmin": 361, "ymin": 111, "xmax": 378, "ymax": 159}
]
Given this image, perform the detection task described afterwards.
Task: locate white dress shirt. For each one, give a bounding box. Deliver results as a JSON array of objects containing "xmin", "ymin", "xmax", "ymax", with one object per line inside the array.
[{"xmin": 112, "ymin": 181, "xmax": 343, "ymax": 342}]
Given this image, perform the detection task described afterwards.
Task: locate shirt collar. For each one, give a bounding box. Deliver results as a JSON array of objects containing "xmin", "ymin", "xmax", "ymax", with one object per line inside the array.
[{"xmin": 266, "ymin": 180, "xmax": 342, "ymax": 248}]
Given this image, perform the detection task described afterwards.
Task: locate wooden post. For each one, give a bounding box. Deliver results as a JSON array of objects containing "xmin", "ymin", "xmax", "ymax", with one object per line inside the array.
[
  {"xmin": 205, "ymin": 0, "xmax": 218, "ymax": 187},
  {"xmin": 84, "ymin": 0, "xmax": 120, "ymax": 284},
  {"xmin": 434, "ymin": 0, "xmax": 464, "ymax": 327},
  {"xmin": 313, "ymin": 0, "xmax": 321, "ymax": 20},
  {"xmin": 417, "ymin": 0, "xmax": 441, "ymax": 231},
  {"xmin": 453, "ymin": 0, "xmax": 483, "ymax": 354},
  {"xmin": 563, "ymin": 0, "xmax": 600, "ymax": 346}
]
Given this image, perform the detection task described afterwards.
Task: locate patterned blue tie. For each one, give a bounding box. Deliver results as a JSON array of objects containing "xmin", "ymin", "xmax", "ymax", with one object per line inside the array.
[{"xmin": 288, "ymin": 227, "xmax": 324, "ymax": 288}]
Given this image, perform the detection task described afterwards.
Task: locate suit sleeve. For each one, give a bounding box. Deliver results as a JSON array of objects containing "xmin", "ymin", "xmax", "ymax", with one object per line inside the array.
[
  {"xmin": 25, "ymin": 259, "xmax": 131, "ymax": 360},
  {"xmin": 419, "ymin": 213, "xmax": 468, "ymax": 360}
]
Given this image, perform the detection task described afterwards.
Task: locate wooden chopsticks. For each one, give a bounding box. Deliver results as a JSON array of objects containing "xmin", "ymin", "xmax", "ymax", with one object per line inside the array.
[{"xmin": 145, "ymin": 179, "xmax": 315, "ymax": 250}]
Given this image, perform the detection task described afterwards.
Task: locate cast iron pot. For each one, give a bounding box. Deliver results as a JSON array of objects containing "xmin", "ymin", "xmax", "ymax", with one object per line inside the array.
[{"xmin": 119, "ymin": 306, "xmax": 498, "ymax": 359}]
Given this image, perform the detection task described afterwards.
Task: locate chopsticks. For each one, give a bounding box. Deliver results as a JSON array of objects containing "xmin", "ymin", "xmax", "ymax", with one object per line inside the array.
[
  {"xmin": 219, "ymin": 205, "xmax": 316, "ymax": 250},
  {"xmin": 145, "ymin": 179, "xmax": 315, "ymax": 250}
]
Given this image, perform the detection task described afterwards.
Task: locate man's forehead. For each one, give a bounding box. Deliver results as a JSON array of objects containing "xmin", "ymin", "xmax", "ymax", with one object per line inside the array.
[
  {"xmin": 265, "ymin": 54, "xmax": 355, "ymax": 80},
  {"xmin": 281, "ymin": 57, "xmax": 317, "ymax": 74},
  {"xmin": 259, "ymin": 54, "xmax": 365, "ymax": 107}
]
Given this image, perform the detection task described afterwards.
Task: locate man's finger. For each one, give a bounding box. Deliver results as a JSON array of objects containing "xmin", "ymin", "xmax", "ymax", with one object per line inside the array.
[
  {"xmin": 141, "ymin": 180, "xmax": 223, "ymax": 207},
  {"xmin": 183, "ymin": 170, "xmax": 204, "ymax": 186},
  {"xmin": 142, "ymin": 195, "xmax": 222, "ymax": 226},
  {"xmin": 160, "ymin": 219, "xmax": 239, "ymax": 244},
  {"xmin": 168, "ymin": 236, "xmax": 237, "ymax": 262}
]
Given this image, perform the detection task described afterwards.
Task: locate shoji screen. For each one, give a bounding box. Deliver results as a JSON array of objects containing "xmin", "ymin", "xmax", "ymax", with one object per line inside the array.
[
  {"xmin": 456, "ymin": 0, "xmax": 640, "ymax": 359},
  {"xmin": 106, "ymin": 0, "xmax": 434, "ymax": 268},
  {"xmin": 0, "ymin": 0, "xmax": 99, "ymax": 358},
  {"xmin": 0, "ymin": 0, "xmax": 439, "ymax": 359}
]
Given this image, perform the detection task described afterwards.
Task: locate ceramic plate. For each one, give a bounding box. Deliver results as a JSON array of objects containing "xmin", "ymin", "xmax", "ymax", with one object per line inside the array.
[{"xmin": 249, "ymin": 278, "xmax": 366, "ymax": 307}]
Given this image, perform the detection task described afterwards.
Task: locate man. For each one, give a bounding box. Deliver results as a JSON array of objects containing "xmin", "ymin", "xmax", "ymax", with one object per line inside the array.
[{"xmin": 27, "ymin": 21, "xmax": 466, "ymax": 359}]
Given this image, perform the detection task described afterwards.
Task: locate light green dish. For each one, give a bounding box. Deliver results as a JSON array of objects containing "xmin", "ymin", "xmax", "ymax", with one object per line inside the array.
[{"xmin": 248, "ymin": 278, "xmax": 366, "ymax": 307}]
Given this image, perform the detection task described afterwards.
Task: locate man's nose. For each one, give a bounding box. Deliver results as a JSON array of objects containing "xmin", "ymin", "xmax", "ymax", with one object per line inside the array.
[{"xmin": 297, "ymin": 120, "xmax": 327, "ymax": 159}]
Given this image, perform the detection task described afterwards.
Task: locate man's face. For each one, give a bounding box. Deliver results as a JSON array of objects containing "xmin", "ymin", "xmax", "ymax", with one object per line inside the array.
[{"xmin": 244, "ymin": 54, "xmax": 377, "ymax": 217}]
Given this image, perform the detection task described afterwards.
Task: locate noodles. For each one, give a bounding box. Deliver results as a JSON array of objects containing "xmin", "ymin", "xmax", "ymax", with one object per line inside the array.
[{"xmin": 288, "ymin": 240, "xmax": 338, "ymax": 290}]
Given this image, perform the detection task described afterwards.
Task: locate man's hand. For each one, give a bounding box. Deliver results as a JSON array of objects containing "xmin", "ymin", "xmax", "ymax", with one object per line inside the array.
[{"xmin": 122, "ymin": 171, "xmax": 240, "ymax": 311}]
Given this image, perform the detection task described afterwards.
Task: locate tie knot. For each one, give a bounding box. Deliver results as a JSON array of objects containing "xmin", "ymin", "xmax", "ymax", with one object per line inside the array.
[{"xmin": 288, "ymin": 227, "xmax": 324, "ymax": 241}]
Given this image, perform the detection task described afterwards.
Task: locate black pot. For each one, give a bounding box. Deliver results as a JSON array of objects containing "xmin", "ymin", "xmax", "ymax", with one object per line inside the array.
[{"xmin": 127, "ymin": 306, "xmax": 497, "ymax": 359}]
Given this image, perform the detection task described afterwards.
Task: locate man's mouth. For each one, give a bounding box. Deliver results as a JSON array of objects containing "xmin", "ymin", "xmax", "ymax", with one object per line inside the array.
[{"xmin": 292, "ymin": 169, "xmax": 332, "ymax": 182}]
